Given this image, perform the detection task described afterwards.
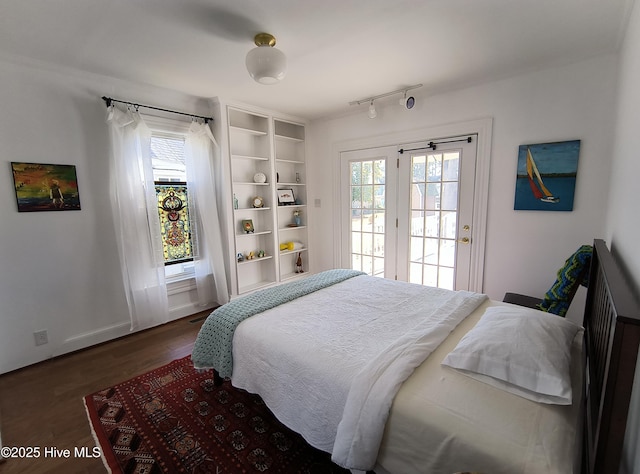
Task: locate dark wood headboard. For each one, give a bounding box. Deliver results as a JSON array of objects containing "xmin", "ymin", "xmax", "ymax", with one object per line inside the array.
[{"xmin": 583, "ymin": 239, "xmax": 640, "ymax": 474}]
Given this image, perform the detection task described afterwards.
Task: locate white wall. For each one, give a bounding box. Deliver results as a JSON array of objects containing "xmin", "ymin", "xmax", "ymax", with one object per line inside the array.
[
  {"xmin": 307, "ymin": 54, "xmax": 618, "ymax": 323},
  {"xmin": 0, "ymin": 57, "xmax": 211, "ymax": 374},
  {"xmin": 607, "ymin": 1, "xmax": 640, "ymax": 472},
  {"xmin": 608, "ymin": 5, "xmax": 640, "ymax": 279}
]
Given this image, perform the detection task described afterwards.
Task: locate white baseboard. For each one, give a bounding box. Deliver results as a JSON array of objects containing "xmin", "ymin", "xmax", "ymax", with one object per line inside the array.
[
  {"xmin": 57, "ymin": 321, "xmax": 132, "ymax": 356},
  {"xmin": 53, "ymin": 289, "xmax": 213, "ymax": 360},
  {"xmin": 169, "ymin": 302, "xmax": 215, "ymax": 320},
  {"xmin": 58, "ymin": 303, "xmax": 213, "ymax": 356}
]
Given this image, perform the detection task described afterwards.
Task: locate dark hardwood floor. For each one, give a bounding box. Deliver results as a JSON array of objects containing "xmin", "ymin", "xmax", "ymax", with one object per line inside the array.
[{"xmin": 0, "ymin": 310, "xmax": 210, "ymax": 473}]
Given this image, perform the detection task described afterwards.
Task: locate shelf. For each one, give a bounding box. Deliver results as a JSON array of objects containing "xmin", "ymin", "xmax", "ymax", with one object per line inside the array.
[
  {"xmin": 280, "ymin": 248, "xmax": 307, "ymax": 256},
  {"xmin": 236, "ymin": 230, "xmax": 272, "ymax": 237},
  {"xmin": 274, "ymin": 119, "xmax": 305, "ymax": 141},
  {"xmin": 232, "ymin": 154, "xmax": 269, "ymax": 161},
  {"xmin": 277, "ymin": 182, "xmax": 305, "ymax": 186},
  {"xmin": 238, "ymin": 255, "xmax": 273, "ymax": 265},
  {"xmin": 279, "ymin": 225, "xmax": 307, "ymax": 232},
  {"xmin": 233, "ymin": 181, "xmax": 270, "ymax": 186},
  {"xmin": 277, "ymin": 204, "xmax": 306, "ymax": 209},
  {"xmin": 275, "ymin": 134, "xmax": 304, "ymax": 142},
  {"xmin": 235, "ymin": 207, "xmax": 271, "ymax": 211},
  {"xmin": 230, "ymin": 125, "xmax": 268, "ymax": 136},
  {"xmin": 276, "ymin": 158, "xmax": 305, "ymax": 164}
]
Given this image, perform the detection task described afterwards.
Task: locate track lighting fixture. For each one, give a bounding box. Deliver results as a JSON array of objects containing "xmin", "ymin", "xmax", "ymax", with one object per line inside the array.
[
  {"xmin": 368, "ymin": 100, "xmax": 377, "ymax": 119},
  {"xmin": 349, "ymin": 84, "xmax": 422, "ymax": 118}
]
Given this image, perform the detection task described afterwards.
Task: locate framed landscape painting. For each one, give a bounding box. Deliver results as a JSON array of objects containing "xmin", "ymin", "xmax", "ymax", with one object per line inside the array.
[
  {"xmin": 11, "ymin": 162, "xmax": 81, "ymax": 212},
  {"xmin": 514, "ymin": 140, "xmax": 580, "ymax": 211}
]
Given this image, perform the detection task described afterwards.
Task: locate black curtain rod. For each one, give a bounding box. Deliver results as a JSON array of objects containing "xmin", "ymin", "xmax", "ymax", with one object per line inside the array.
[
  {"xmin": 102, "ymin": 96, "xmax": 213, "ymax": 123},
  {"xmin": 399, "ymin": 136, "xmax": 472, "ymax": 153}
]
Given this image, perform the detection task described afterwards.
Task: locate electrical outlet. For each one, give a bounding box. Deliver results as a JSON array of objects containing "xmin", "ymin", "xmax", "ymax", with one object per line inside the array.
[{"xmin": 34, "ymin": 330, "xmax": 48, "ymax": 346}]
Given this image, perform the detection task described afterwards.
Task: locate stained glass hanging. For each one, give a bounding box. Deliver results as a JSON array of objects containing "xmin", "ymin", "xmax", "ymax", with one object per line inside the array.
[{"xmin": 155, "ymin": 183, "xmax": 193, "ymax": 264}]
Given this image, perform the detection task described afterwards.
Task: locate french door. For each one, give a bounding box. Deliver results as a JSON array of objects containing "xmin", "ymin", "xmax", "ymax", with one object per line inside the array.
[
  {"xmin": 340, "ymin": 136, "xmax": 478, "ymax": 291},
  {"xmin": 340, "ymin": 146, "xmax": 398, "ymax": 280}
]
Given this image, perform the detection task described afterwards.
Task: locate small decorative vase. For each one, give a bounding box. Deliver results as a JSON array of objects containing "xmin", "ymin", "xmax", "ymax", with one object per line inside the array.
[{"xmin": 294, "ymin": 215, "xmax": 301, "ymax": 226}]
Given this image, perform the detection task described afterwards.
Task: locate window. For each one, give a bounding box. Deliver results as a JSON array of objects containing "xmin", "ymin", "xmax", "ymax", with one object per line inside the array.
[{"xmin": 150, "ymin": 133, "xmax": 195, "ymax": 280}]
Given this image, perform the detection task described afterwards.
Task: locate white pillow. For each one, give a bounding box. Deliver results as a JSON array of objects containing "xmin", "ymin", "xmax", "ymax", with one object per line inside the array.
[{"xmin": 441, "ymin": 305, "xmax": 583, "ymax": 405}]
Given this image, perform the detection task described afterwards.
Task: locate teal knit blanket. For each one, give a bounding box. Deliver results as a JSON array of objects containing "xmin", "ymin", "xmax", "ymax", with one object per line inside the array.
[{"xmin": 191, "ymin": 269, "xmax": 365, "ymax": 378}]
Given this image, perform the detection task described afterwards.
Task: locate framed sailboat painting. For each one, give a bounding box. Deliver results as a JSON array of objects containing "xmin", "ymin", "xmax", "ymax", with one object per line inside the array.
[{"xmin": 514, "ymin": 140, "xmax": 580, "ymax": 211}]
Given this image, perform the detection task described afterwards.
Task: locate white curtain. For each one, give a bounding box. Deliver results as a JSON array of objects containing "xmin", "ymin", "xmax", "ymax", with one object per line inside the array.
[
  {"xmin": 106, "ymin": 105, "xmax": 169, "ymax": 330},
  {"xmin": 185, "ymin": 121, "xmax": 230, "ymax": 306}
]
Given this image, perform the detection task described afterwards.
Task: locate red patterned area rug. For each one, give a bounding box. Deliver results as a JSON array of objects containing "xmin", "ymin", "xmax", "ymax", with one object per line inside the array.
[{"xmin": 84, "ymin": 356, "xmax": 349, "ymax": 473}]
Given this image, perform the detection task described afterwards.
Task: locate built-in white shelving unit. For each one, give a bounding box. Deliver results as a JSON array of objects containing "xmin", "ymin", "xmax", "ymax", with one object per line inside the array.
[
  {"xmin": 212, "ymin": 99, "xmax": 309, "ymax": 297},
  {"xmin": 274, "ymin": 118, "xmax": 308, "ymax": 282}
]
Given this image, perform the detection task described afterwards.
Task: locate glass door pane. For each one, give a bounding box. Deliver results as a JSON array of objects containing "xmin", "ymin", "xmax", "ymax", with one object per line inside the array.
[
  {"xmin": 407, "ymin": 150, "xmax": 460, "ymax": 290},
  {"xmin": 350, "ymin": 159, "xmax": 386, "ymax": 276}
]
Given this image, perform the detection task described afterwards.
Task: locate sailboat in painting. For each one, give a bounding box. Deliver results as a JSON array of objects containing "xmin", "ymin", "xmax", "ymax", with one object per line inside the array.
[{"xmin": 526, "ymin": 148, "xmax": 560, "ymax": 203}]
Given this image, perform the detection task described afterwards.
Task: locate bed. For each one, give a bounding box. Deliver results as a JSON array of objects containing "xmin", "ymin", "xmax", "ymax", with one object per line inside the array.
[
  {"xmin": 192, "ymin": 239, "xmax": 640, "ymax": 474},
  {"xmin": 582, "ymin": 239, "xmax": 640, "ymax": 473}
]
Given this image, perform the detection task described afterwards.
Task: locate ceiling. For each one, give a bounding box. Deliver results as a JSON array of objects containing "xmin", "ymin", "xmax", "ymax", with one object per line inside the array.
[{"xmin": 0, "ymin": 0, "xmax": 633, "ymax": 120}]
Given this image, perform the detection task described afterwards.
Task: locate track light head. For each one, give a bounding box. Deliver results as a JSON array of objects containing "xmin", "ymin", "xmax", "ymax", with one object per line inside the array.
[
  {"xmin": 368, "ymin": 100, "xmax": 377, "ymax": 119},
  {"xmin": 399, "ymin": 91, "xmax": 416, "ymax": 109}
]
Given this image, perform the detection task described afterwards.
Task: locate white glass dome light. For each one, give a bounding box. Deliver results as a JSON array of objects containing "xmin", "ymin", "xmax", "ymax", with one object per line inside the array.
[{"xmin": 246, "ymin": 33, "xmax": 287, "ymax": 85}]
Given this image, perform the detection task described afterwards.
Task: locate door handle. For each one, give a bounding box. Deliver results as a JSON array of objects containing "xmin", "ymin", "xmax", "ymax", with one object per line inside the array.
[{"xmin": 457, "ymin": 237, "xmax": 470, "ymax": 244}]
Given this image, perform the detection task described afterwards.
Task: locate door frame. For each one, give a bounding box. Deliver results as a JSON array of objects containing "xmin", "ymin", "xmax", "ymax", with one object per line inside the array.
[{"xmin": 332, "ymin": 117, "xmax": 493, "ymax": 293}]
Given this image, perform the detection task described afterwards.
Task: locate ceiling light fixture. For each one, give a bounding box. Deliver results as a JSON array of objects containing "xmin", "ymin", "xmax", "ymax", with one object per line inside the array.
[
  {"xmin": 399, "ymin": 91, "xmax": 416, "ymax": 110},
  {"xmin": 350, "ymin": 84, "xmax": 423, "ymax": 118},
  {"xmin": 368, "ymin": 100, "xmax": 377, "ymax": 119},
  {"xmin": 246, "ymin": 33, "xmax": 287, "ymax": 85}
]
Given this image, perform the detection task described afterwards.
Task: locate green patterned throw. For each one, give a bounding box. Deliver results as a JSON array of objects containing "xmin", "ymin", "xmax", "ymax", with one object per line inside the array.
[
  {"xmin": 192, "ymin": 269, "xmax": 365, "ymax": 378},
  {"xmin": 537, "ymin": 245, "xmax": 592, "ymax": 317}
]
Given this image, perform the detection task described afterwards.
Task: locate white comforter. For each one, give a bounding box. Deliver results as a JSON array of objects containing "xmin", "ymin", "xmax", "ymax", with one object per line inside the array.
[{"xmin": 230, "ymin": 275, "xmax": 487, "ymax": 470}]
